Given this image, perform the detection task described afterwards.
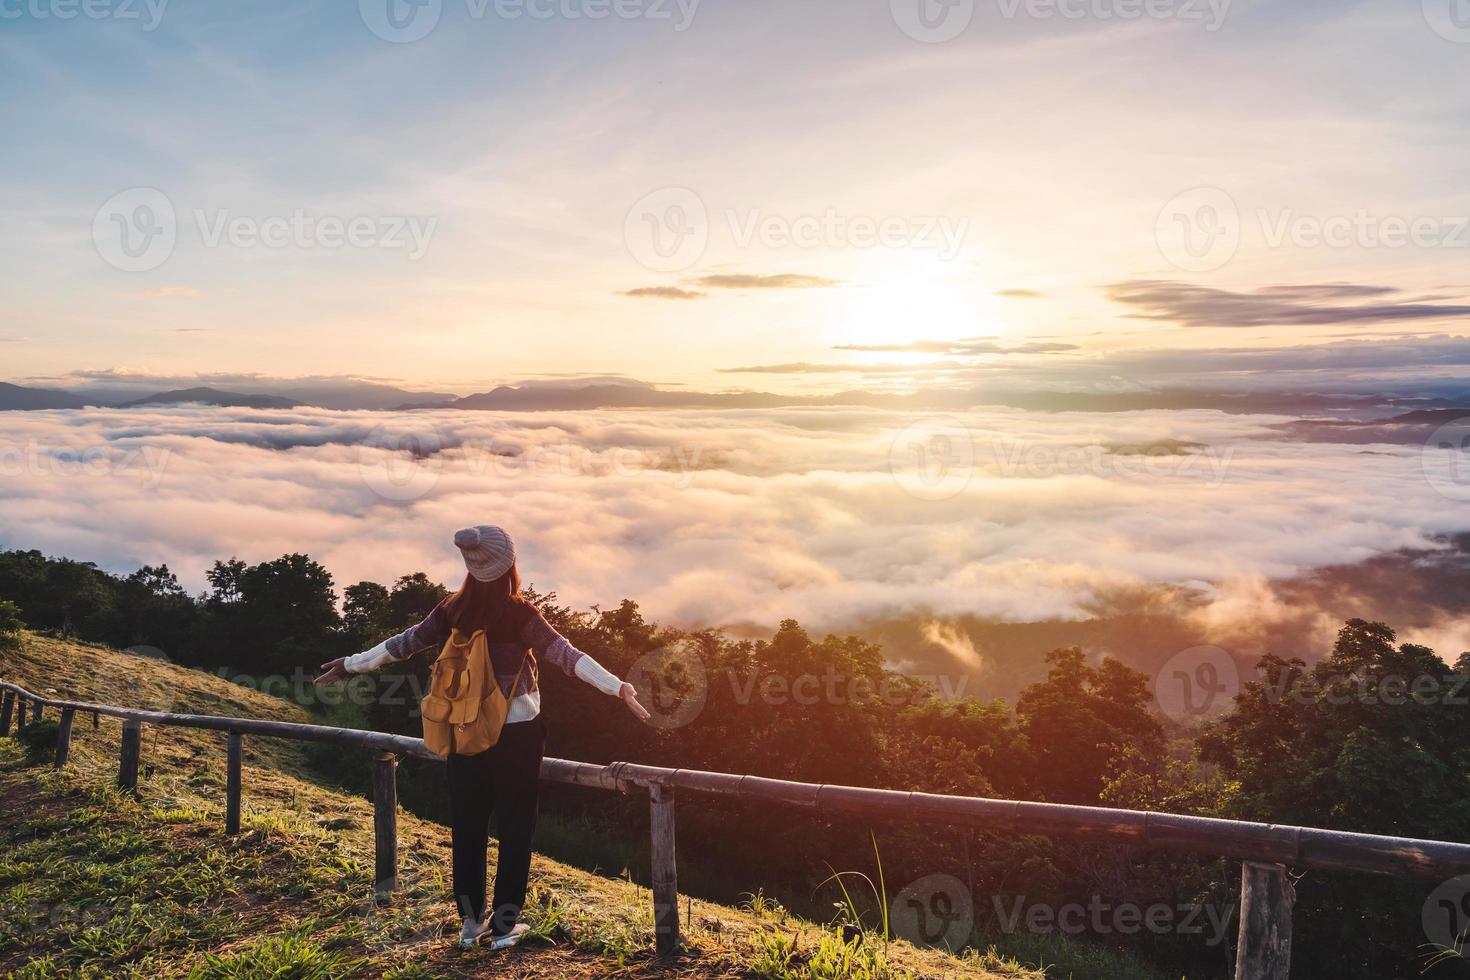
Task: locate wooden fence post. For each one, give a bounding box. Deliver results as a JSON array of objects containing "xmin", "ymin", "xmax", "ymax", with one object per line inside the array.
[
  {"xmin": 118, "ymin": 719, "xmax": 142, "ymax": 795},
  {"xmin": 92, "ymin": 710, "xmax": 99, "ymax": 729},
  {"xmin": 16, "ymin": 698, "xmax": 27, "ymax": 730},
  {"xmin": 650, "ymin": 783, "xmax": 680, "ymax": 956},
  {"xmin": 225, "ymin": 732, "xmax": 243, "ymax": 835},
  {"xmin": 1236, "ymin": 861, "xmax": 1293, "ymax": 980},
  {"xmin": 32, "ymin": 701, "xmax": 43, "ymax": 723},
  {"xmin": 54, "ymin": 707, "xmax": 75, "ymax": 767},
  {"xmin": 372, "ymin": 753, "xmax": 398, "ymax": 895},
  {"xmin": 0, "ymin": 691, "xmax": 13, "ymax": 737}
]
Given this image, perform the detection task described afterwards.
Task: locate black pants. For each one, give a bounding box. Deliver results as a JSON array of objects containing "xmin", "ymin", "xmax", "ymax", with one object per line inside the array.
[{"xmin": 447, "ymin": 715, "xmax": 545, "ymax": 934}]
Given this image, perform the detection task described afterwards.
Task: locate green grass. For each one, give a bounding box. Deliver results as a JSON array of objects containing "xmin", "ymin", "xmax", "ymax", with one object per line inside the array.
[{"xmin": 185, "ymin": 932, "xmax": 364, "ymax": 979}]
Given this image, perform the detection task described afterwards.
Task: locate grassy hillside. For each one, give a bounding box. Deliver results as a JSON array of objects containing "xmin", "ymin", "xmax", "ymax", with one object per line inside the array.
[{"xmin": 0, "ymin": 634, "xmax": 1042, "ymax": 979}]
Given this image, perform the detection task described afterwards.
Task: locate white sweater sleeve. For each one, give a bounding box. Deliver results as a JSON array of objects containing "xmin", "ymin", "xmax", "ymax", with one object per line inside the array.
[
  {"xmin": 573, "ymin": 652, "xmax": 624, "ymax": 697},
  {"xmin": 344, "ymin": 640, "xmax": 395, "ymax": 674}
]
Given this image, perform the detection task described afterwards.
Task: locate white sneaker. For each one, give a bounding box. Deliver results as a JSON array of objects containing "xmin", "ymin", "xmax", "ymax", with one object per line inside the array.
[
  {"xmin": 458, "ymin": 917, "xmax": 492, "ymax": 948},
  {"xmin": 488, "ymin": 923, "xmax": 530, "ymax": 950}
]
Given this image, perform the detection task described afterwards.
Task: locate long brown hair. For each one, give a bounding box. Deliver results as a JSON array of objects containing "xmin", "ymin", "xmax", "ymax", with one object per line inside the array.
[{"xmin": 442, "ymin": 565, "xmax": 522, "ymax": 635}]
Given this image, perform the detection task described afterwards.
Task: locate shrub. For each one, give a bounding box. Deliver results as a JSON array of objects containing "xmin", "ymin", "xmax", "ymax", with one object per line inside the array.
[
  {"xmin": 16, "ymin": 718, "xmax": 60, "ymax": 762},
  {"xmin": 0, "ymin": 598, "xmax": 23, "ymax": 650}
]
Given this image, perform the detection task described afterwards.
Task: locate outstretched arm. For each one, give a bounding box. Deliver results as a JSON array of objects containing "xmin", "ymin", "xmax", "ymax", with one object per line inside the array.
[
  {"xmin": 520, "ymin": 607, "xmax": 651, "ymax": 721},
  {"xmin": 314, "ymin": 602, "xmax": 452, "ymax": 685}
]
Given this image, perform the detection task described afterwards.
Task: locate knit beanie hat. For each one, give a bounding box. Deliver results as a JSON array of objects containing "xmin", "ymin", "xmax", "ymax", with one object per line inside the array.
[{"xmin": 454, "ymin": 525, "xmax": 516, "ymax": 582}]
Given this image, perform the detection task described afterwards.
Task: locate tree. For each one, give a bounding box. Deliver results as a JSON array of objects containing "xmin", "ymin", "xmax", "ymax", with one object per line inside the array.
[
  {"xmin": 1198, "ymin": 620, "xmax": 1470, "ymax": 977},
  {"xmin": 1199, "ymin": 619, "xmax": 1468, "ymax": 838},
  {"xmin": 1014, "ymin": 647, "xmax": 1165, "ymax": 805},
  {"xmin": 199, "ymin": 554, "xmax": 344, "ymax": 675},
  {"xmin": 342, "ymin": 581, "xmax": 391, "ymax": 650},
  {"xmin": 205, "ymin": 558, "xmax": 247, "ymax": 604},
  {"xmin": 387, "ymin": 572, "xmax": 448, "ymax": 628}
]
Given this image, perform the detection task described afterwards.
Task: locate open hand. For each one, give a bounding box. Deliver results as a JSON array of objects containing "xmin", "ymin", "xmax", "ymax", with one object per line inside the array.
[
  {"xmin": 315, "ymin": 658, "xmax": 351, "ymax": 687},
  {"xmin": 619, "ymin": 682, "xmax": 651, "ymax": 722}
]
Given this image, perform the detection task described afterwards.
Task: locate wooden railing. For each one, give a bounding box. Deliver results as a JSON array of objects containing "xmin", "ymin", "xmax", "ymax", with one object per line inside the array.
[{"xmin": 3, "ymin": 680, "xmax": 1468, "ymax": 979}]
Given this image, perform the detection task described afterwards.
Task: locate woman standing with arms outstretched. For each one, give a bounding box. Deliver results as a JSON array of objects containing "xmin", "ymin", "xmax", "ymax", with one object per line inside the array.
[{"xmin": 316, "ymin": 526, "xmax": 650, "ymax": 949}]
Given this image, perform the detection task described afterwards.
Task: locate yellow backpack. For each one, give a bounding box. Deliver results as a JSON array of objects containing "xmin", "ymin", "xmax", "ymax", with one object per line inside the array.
[{"xmin": 419, "ymin": 629, "xmax": 530, "ymax": 757}]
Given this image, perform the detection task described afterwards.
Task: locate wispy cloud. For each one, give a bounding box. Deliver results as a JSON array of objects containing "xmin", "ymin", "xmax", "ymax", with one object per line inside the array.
[
  {"xmin": 1107, "ymin": 281, "xmax": 1470, "ymax": 328},
  {"xmin": 719, "ymin": 361, "xmax": 959, "ymax": 375},
  {"xmin": 995, "ymin": 289, "xmax": 1044, "ymax": 299},
  {"xmin": 140, "ymin": 287, "xmax": 203, "ymax": 299},
  {"xmin": 618, "ymin": 286, "xmax": 707, "ymax": 300},
  {"xmin": 687, "ymin": 274, "xmax": 840, "ymax": 290},
  {"xmin": 834, "ymin": 338, "xmax": 1078, "ymax": 355}
]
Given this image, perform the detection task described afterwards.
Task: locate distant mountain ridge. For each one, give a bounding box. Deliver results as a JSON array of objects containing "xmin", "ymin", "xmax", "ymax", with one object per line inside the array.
[
  {"xmin": 115, "ymin": 387, "xmax": 302, "ymax": 409},
  {"xmin": 41, "ymin": 377, "xmax": 456, "ymax": 411},
  {"xmin": 0, "ymin": 382, "xmax": 88, "ymax": 410}
]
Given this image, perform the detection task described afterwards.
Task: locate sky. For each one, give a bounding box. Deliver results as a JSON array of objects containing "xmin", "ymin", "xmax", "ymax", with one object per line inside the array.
[{"xmin": 6, "ymin": 0, "xmax": 1470, "ymax": 394}]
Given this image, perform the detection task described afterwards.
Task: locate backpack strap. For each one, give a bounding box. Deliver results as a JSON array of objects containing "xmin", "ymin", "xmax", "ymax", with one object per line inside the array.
[{"xmin": 503, "ymin": 648, "xmax": 533, "ymax": 699}]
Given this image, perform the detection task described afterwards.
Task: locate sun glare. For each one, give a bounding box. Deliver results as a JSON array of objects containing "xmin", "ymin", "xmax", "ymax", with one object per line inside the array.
[{"xmin": 834, "ymin": 259, "xmax": 998, "ymax": 352}]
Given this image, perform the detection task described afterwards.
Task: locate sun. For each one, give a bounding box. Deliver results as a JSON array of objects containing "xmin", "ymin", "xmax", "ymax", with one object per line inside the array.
[{"xmin": 832, "ymin": 258, "xmax": 998, "ymax": 352}]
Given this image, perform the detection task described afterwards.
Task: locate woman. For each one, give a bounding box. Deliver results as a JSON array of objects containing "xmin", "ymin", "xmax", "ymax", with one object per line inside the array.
[{"xmin": 315, "ymin": 525, "xmax": 650, "ymax": 949}]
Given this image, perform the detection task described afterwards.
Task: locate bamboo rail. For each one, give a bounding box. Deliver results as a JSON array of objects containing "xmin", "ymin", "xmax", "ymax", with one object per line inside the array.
[{"xmin": 3, "ymin": 679, "xmax": 1468, "ymax": 978}]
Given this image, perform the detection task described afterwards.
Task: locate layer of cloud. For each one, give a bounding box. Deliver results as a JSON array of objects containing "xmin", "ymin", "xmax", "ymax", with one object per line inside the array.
[
  {"xmin": 1107, "ymin": 281, "xmax": 1470, "ymax": 329},
  {"xmin": 2, "ymin": 405, "xmax": 1467, "ymax": 650}
]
